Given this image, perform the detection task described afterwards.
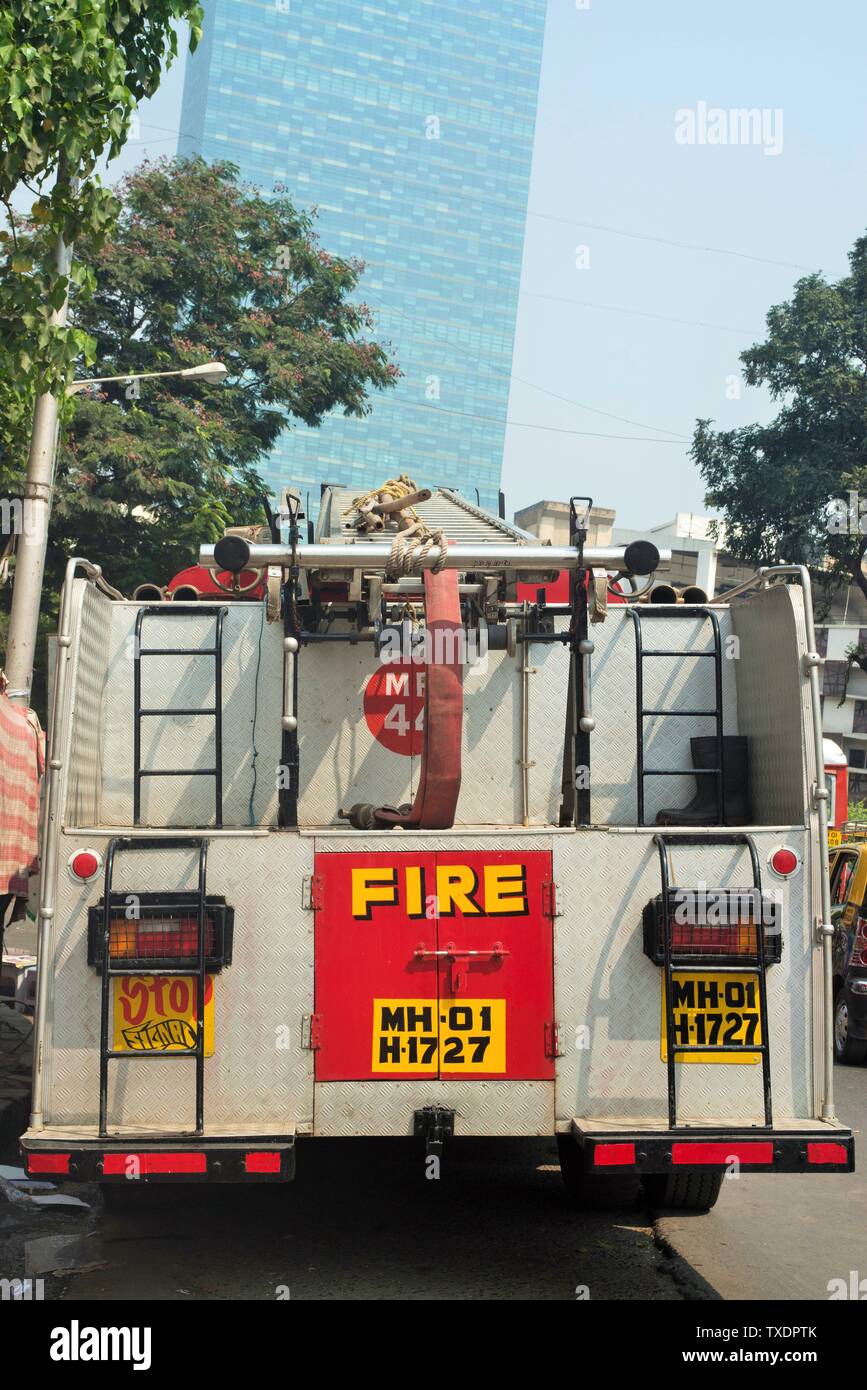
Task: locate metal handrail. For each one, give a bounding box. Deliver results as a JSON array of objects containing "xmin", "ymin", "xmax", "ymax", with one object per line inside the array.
[{"xmin": 30, "ymin": 559, "xmax": 123, "ymax": 1129}]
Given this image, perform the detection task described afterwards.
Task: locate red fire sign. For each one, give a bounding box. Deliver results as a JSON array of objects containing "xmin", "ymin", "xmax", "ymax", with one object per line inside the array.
[{"xmin": 363, "ymin": 662, "xmax": 425, "ymax": 756}]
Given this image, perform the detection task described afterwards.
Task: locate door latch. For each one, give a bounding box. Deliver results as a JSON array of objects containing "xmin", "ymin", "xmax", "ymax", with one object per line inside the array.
[{"xmin": 414, "ymin": 941, "xmax": 509, "ymax": 994}]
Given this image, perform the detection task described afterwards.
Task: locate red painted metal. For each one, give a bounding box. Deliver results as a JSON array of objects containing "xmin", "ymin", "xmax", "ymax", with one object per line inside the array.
[
  {"xmin": 165, "ymin": 563, "xmax": 266, "ymax": 601},
  {"xmin": 313, "ymin": 850, "xmax": 554, "ymax": 1082}
]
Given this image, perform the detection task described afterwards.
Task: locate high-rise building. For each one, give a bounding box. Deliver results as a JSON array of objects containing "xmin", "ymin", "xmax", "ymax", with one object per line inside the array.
[{"xmin": 180, "ymin": 0, "xmax": 547, "ymax": 510}]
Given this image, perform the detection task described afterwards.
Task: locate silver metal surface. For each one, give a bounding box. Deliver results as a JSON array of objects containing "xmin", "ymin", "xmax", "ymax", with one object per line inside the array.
[{"xmin": 200, "ymin": 541, "xmax": 672, "ymax": 573}]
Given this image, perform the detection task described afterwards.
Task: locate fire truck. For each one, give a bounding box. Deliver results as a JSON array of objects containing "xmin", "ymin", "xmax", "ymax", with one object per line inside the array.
[{"xmin": 21, "ymin": 485, "xmax": 854, "ymax": 1211}]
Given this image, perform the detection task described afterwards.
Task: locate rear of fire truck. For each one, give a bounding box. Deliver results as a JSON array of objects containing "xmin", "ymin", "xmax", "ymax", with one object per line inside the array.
[{"xmin": 20, "ymin": 486, "xmax": 853, "ymax": 1210}]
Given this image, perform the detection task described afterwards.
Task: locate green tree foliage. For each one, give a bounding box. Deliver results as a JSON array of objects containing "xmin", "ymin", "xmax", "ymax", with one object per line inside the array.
[
  {"xmin": 0, "ymin": 0, "xmax": 204, "ymax": 472},
  {"xmin": 693, "ymin": 233, "xmax": 867, "ymax": 602},
  {"xmin": 38, "ymin": 156, "xmax": 399, "ymax": 595}
]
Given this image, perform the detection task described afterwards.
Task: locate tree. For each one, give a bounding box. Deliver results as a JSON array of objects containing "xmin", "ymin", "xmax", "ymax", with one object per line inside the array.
[
  {"xmin": 693, "ymin": 233, "xmax": 867, "ymax": 605},
  {"xmin": 31, "ymin": 156, "xmax": 399, "ymax": 596},
  {"xmin": 0, "ymin": 0, "xmax": 204, "ymax": 475}
]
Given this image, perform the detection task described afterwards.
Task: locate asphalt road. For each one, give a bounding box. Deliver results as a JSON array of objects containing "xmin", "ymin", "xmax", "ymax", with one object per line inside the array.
[
  {"xmin": 658, "ymin": 1063, "xmax": 867, "ymax": 1301},
  {"xmin": 64, "ymin": 1137, "xmax": 690, "ymax": 1302},
  {"xmin": 58, "ymin": 1067, "xmax": 866, "ymax": 1303}
]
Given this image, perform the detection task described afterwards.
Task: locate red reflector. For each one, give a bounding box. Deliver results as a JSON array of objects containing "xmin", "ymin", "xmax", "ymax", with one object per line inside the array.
[
  {"xmin": 245, "ymin": 1152, "xmax": 281, "ymax": 1174},
  {"xmin": 593, "ymin": 1142, "xmax": 636, "ymax": 1167},
  {"xmin": 102, "ymin": 1152, "xmax": 207, "ymax": 1176},
  {"xmin": 672, "ymin": 1142, "xmax": 774, "ymax": 1166},
  {"xmin": 71, "ymin": 851, "xmax": 99, "ymax": 880},
  {"xmin": 770, "ymin": 847, "xmax": 798, "ymax": 876},
  {"xmin": 807, "ymin": 1142, "xmax": 848, "ymax": 1165},
  {"xmin": 28, "ymin": 1153, "xmax": 70, "ymax": 1175}
]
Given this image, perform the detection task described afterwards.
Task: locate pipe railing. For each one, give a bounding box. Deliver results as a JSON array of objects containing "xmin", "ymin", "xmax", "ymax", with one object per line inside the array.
[{"xmin": 200, "ymin": 540, "xmax": 671, "ymax": 575}]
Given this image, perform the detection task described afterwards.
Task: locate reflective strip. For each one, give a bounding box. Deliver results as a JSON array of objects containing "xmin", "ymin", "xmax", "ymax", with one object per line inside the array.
[
  {"xmin": 671, "ymin": 1142, "xmax": 773, "ymax": 1165},
  {"xmin": 28, "ymin": 1153, "xmax": 70, "ymax": 1175},
  {"xmin": 807, "ymin": 1142, "xmax": 849, "ymax": 1165},
  {"xmin": 244, "ymin": 1152, "xmax": 282, "ymax": 1174},
  {"xmin": 102, "ymin": 1152, "xmax": 207, "ymax": 1176},
  {"xmin": 593, "ymin": 1142, "xmax": 636, "ymax": 1167}
]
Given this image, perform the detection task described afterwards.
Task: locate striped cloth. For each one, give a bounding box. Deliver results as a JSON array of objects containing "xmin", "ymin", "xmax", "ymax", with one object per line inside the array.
[{"xmin": 0, "ymin": 691, "xmax": 44, "ymax": 895}]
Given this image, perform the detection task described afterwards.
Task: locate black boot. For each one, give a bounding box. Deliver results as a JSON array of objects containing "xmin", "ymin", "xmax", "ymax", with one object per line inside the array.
[{"xmin": 655, "ymin": 736, "xmax": 749, "ymax": 827}]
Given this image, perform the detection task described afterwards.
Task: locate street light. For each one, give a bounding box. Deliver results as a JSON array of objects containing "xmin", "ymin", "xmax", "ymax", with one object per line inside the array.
[
  {"xmin": 3, "ymin": 360, "xmax": 228, "ymax": 706},
  {"xmin": 67, "ymin": 361, "xmax": 229, "ymax": 394}
]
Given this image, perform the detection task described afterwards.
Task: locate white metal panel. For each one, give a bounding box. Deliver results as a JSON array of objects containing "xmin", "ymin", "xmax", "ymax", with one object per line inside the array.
[
  {"xmin": 43, "ymin": 833, "xmax": 314, "ymax": 1133},
  {"xmin": 95, "ymin": 603, "xmax": 282, "ymax": 828},
  {"xmin": 314, "ymin": 1080, "xmax": 553, "ymax": 1138},
  {"xmin": 66, "ymin": 582, "xmax": 112, "ymax": 826},
  {"xmin": 552, "ymin": 828, "xmax": 813, "ymax": 1125}
]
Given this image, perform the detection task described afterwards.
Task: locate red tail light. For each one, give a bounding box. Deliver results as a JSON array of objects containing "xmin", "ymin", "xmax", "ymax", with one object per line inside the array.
[
  {"xmin": 644, "ymin": 888, "xmax": 782, "ymax": 965},
  {"xmin": 107, "ymin": 916, "xmax": 216, "ymax": 962}
]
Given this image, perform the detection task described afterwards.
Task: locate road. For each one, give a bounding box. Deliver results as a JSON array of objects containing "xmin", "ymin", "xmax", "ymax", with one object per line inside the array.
[
  {"xmin": 657, "ymin": 1063, "xmax": 867, "ymax": 1301},
  {"xmin": 59, "ymin": 1067, "xmax": 866, "ymax": 1303}
]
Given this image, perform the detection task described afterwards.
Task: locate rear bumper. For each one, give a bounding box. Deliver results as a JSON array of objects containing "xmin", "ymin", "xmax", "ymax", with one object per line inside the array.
[
  {"xmin": 20, "ymin": 1133, "xmax": 295, "ymax": 1184},
  {"xmin": 571, "ymin": 1120, "xmax": 855, "ymax": 1174}
]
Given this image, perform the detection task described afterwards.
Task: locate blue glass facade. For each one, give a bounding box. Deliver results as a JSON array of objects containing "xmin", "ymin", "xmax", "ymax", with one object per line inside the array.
[{"xmin": 180, "ymin": 0, "xmax": 547, "ymax": 510}]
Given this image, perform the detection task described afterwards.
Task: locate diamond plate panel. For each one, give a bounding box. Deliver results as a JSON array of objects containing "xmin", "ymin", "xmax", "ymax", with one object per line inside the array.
[
  {"xmin": 525, "ymin": 609, "xmax": 740, "ymax": 826},
  {"xmin": 731, "ymin": 584, "xmax": 809, "ymax": 822},
  {"xmin": 94, "ymin": 604, "xmax": 282, "ymax": 828},
  {"xmin": 552, "ymin": 829, "xmax": 815, "ymax": 1125},
  {"xmin": 314, "ymin": 1080, "xmax": 554, "ymax": 1137},
  {"xmin": 66, "ymin": 582, "xmax": 112, "ymax": 826},
  {"xmin": 297, "ymin": 644, "xmax": 522, "ymax": 826},
  {"xmin": 44, "ymin": 834, "xmax": 314, "ymax": 1132}
]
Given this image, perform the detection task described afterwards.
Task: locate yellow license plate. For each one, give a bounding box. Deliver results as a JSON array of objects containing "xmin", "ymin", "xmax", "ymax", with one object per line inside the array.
[
  {"xmin": 828, "ymin": 829, "xmax": 842, "ymax": 847},
  {"xmin": 112, "ymin": 975, "xmax": 215, "ymax": 1055},
  {"xmin": 661, "ymin": 971, "xmax": 762, "ymax": 1065},
  {"xmin": 372, "ymin": 998, "xmax": 506, "ymax": 1073}
]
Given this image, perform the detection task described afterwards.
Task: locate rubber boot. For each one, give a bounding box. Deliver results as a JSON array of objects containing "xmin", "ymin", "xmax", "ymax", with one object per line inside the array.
[{"xmin": 655, "ymin": 736, "xmax": 749, "ymax": 827}]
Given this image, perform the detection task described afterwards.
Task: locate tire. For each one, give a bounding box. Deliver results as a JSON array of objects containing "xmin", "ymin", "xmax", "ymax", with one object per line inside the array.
[
  {"xmin": 834, "ymin": 987, "xmax": 867, "ymax": 1065},
  {"xmin": 556, "ymin": 1134, "xmax": 640, "ymax": 1209},
  {"xmin": 643, "ymin": 1172, "xmax": 723, "ymax": 1212}
]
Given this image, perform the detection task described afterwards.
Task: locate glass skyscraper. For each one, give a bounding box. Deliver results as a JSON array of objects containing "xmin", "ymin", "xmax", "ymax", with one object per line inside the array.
[{"xmin": 180, "ymin": 0, "xmax": 547, "ymax": 510}]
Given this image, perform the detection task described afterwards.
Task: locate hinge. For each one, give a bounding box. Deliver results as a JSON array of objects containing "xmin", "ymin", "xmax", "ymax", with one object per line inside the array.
[
  {"xmin": 302, "ymin": 874, "xmax": 324, "ymax": 911},
  {"xmin": 302, "ymin": 1013, "xmax": 322, "ymax": 1050},
  {"xmin": 542, "ymin": 880, "xmax": 563, "ymax": 918},
  {"xmin": 545, "ymin": 1021, "xmax": 564, "ymax": 1058}
]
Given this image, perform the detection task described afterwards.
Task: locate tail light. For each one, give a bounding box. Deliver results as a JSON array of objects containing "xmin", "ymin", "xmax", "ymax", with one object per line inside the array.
[
  {"xmin": 643, "ymin": 887, "xmax": 782, "ymax": 965},
  {"xmin": 87, "ymin": 895, "xmax": 233, "ymax": 972}
]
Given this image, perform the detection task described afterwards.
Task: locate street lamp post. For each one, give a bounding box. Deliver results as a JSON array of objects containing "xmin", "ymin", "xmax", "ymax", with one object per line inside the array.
[{"xmin": 2, "ymin": 361, "xmax": 228, "ymax": 707}]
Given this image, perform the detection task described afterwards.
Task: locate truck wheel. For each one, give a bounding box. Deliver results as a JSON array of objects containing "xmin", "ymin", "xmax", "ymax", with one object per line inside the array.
[
  {"xmin": 834, "ymin": 987, "xmax": 867, "ymax": 1065},
  {"xmin": 642, "ymin": 1172, "xmax": 723, "ymax": 1212},
  {"xmin": 556, "ymin": 1134, "xmax": 639, "ymax": 1209}
]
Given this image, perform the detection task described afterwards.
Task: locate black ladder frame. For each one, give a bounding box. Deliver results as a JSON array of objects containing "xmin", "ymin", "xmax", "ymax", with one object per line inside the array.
[
  {"xmin": 627, "ymin": 605, "xmax": 724, "ymax": 827},
  {"xmin": 98, "ymin": 836, "xmax": 210, "ymax": 1138},
  {"xmin": 654, "ymin": 831, "xmax": 773, "ymax": 1129},
  {"xmin": 133, "ymin": 604, "xmax": 227, "ymax": 829}
]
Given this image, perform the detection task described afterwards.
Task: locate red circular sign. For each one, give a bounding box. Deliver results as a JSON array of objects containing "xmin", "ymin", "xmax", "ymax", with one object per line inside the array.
[{"xmin": 363, "ymin": 661, "xmax": 425, "ymax": 755}]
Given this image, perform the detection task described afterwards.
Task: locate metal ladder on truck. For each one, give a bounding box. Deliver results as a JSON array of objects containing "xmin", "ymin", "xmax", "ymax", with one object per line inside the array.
[
  {"xmin": 98, "ymin": 837, "xmax": 210, "ymax": 1137},
  {"xmin": 626, "ymin": 605, "xmax": 724, "ymax": 828},
  {"xmin": 654, "ymin": 831, "xmax": 774, "ymax": 1129},
  {"xmin": 133, "ymin": 604, "xmax": 228, "ymax": 828}
]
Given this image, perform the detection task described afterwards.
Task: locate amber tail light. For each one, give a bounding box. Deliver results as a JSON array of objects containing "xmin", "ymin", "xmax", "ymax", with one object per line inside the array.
[
  {"xmin": 643, "ymin": 887, "xmax": 782, "ymax": 966},
  {"xmin": 87, "ymin": 894, "xmax": 233, "ymax": 973}
]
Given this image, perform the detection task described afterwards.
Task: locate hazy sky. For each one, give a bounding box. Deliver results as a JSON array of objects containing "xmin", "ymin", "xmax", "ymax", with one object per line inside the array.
[{"xmin": 106, "ymin": 0, "xmax": 867, "ymax": 529}]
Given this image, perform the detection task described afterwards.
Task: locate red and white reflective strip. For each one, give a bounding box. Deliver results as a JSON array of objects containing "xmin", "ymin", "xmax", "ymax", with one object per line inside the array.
[{"xmin": 68, "ymin": 848, "xmax": 102, "ymax": 882}]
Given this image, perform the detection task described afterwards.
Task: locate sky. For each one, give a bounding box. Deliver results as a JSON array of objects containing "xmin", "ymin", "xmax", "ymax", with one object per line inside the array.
[{"xmin": 103, "ymin": 0, "xmax": 867, "ymax": 530}]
